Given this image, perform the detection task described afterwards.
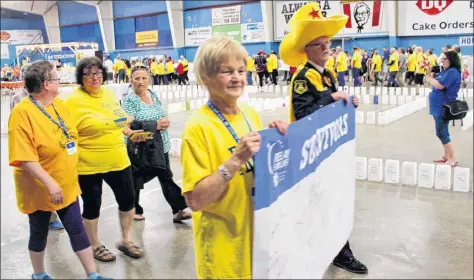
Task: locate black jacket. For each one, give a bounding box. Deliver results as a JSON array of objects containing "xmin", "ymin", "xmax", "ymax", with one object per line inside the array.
[{"xmin": 127, "ymin": 120, "xmax": 167, "ymax": 190}]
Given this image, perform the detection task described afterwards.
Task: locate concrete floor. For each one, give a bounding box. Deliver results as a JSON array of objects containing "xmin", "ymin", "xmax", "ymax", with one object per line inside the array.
[{"xmin": 1, "ymin": 94, "xmax": 473, "ymax": 279}]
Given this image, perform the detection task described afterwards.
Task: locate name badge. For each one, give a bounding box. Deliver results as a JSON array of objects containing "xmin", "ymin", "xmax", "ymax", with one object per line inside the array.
[{"xmin": 66, "ymin": 141, "xmax": 77, "ymax": 155}]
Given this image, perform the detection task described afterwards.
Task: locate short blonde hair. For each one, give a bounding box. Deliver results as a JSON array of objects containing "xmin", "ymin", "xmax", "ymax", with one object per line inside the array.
[{"xmin": 193, "ymin": 36, "xmax": 248, "ymax": 86}]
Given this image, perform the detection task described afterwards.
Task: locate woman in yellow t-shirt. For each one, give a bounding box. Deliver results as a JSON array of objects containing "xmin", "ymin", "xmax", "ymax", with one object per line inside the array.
[
  {"xmin": 63, "ymin": 56, "xmax": 142, "ymax": 262},
  {"xmin": 9, "ymin": 61, "xmax": 107, "ymax": 280},
  {"xmin": 181, "ymin": 36, "xmax": 288, "ymax": 279}
]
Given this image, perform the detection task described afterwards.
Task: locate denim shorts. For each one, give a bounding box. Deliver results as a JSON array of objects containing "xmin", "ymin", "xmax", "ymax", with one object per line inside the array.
[{"xmin": 433, "ymin": 116, "xmax": 451, "ymax": 145}]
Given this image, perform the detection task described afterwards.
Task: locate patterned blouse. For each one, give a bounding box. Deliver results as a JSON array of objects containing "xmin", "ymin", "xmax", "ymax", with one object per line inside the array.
[{"xmin": 121, "ymin": 90, "xmax": 170, "ymax": 153}]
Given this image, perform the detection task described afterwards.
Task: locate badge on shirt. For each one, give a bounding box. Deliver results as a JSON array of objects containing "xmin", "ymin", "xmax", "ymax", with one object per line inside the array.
[
  {"xmin": 294, "ymin": 80, "xmax": 308, "ymax": 95},
  {"xmin": 66, "ymin": 141, "xmax": 77, "ymax": 155}
]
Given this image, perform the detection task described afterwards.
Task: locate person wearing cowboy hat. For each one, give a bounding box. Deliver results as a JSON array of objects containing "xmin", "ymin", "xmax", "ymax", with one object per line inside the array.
[{"xmin": 280, "ymin": 2, "xmax": 368, "ymax": 275}]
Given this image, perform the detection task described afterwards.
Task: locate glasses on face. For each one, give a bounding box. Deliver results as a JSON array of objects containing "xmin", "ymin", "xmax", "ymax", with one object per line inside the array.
[
  {"xmin": 83, "ymin": 72, "xmax": 103, "ymax": 79},
  {"xmin": 306, "ymin": 41, "xmax": 332, "ymax": 48},
  {"xmin": 48, "ymin": 78, "xmax": 60, "ymax": 82}
]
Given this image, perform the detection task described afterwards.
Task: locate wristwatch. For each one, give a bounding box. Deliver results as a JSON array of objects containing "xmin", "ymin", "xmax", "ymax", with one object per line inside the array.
[{"xmin": 218, "ymin": 165, "xmax": 232, "ymax": 181}]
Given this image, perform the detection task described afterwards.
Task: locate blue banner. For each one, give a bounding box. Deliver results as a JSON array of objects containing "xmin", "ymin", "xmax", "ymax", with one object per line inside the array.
[
  {"xmin": 43, "ymin": 51, "xmax": 77, "ymax": 66},
  {"xmin": 252, "ymin": 99, "xmax": 357, "ymax": 279},
  {"xmin": 254, "ymin": 99, "xmax": 356, "ymax": 210}
]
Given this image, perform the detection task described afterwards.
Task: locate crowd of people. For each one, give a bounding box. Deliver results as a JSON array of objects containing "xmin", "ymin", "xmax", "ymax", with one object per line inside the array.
[
  {"xmin": 104, "ymin": 55, "xmax": 191, "ymax": 86},
  {"xmin": 5, "ymin": 2, "xmax": 472, "ymax": 279}
]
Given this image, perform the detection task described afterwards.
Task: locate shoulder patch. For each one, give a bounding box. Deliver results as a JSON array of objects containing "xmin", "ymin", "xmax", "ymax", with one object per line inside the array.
[{"xmin": 294, "ymin": 80, "xmax": 308, "ymax": 95}]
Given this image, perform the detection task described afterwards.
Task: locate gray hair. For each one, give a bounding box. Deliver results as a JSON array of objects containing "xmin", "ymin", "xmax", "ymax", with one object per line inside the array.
[{"xmin": 24, "ymin": 60, "xmax": 55, "ymax": 94}]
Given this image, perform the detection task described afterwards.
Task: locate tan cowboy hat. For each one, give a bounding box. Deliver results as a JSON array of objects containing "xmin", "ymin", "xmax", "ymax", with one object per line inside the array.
[{"xmin": 280, "ymin": 2, "xmax": 348, "ymax": 67}]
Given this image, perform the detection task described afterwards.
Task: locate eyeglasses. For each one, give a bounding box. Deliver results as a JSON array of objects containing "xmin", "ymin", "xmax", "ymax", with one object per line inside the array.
[
  {"xmin": 83, "ymin": 72, "xmax": 103, "ymax": 79},
  {"xmin": 48, "ymin": 78, "xmax": 60, "ymax": 82},
  {"xmin": 306, "ymin": 41, "xmax": 332, "ymax": 48}
]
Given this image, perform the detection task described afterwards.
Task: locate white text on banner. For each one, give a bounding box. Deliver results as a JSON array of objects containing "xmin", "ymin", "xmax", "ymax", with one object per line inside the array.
[{"xmin": 253, "ymin": 100, "xmax": 356, "ymax": 278}]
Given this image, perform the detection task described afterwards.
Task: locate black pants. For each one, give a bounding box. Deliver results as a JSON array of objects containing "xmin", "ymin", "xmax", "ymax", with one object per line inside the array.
[
  {"xmin": 373, "ymin": 72, "xmax": 383, "ymax": 86},
  {"xmin": 183, "ymin": 70, "xmax": 189, "ymax": 83},
  {"xmin": 78, "ymin": 166, "xmax": 135, "ymax": 220},
  {"xmin": 257, "ymin": 72, "xmax": 265, "ymax": 87},
  {"xmin": 134, "ymin": 153, "xmax": 187, "ymax": 215},
  {"xmin": 271, "ymin": 70, "xmax": 278, "ymax": 85},
  {"xmin": 153, "ymin": 75, "xmax": 159, "ymax": 85},
  {"xmin": 334, "ymin": 241, "xmax": 353, "ymax": 261},
  {"xmin": 167, "ymin": 74, "xmax": 174, "ymax": 83}
]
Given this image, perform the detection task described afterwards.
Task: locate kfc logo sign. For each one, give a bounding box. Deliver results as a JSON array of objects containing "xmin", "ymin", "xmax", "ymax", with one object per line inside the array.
[{"xmin": 416, "ymin": 0, "xmax": 453, "ymax": 15}]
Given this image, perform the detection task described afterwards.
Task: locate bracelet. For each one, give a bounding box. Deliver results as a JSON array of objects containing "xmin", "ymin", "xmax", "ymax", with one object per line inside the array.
[{"xmin": 218, "ymin": 165, "xmax": 232, "ymax": 181}]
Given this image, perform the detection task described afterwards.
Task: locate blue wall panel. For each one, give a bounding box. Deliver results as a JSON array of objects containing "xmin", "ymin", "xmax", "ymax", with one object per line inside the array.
[
  {"xmin": 113, "ymin": 1, "xmax": 167, "ymax": 18},
  {"xmin": 60, "ymin": 23, "xmax": 104, "ymax": 51},
  {"xmin": 136, "ymin": 15, "xmax": 158, "ymax": 32},
  {"xmin": 183, "ymin": 0, "xmax": 249, "ymax": 10},
  {"xmin": 114, "ymin": 18, "xmax": 135, "ymax": 35},
  {"xmin": 114, "ymin": 13, "xmax": 173, "ymax": 50},
  {"xmin": 0, "ymin": 11, "xmax": 49, "ymax": 66},
  {"xmin": 58, "ymin": 1, "xmax": 98, "ymax": 26}
]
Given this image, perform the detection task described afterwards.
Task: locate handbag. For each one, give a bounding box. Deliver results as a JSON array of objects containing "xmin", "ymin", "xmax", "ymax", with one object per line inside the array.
[{"xmin": 442, "ymin": 88, "xmax": 469, "ymax": 126}]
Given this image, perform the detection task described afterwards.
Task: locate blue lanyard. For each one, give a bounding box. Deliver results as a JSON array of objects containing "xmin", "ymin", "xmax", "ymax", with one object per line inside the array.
[
  {"xmin": 207, "ymin": 100, "xmax": 252, "ymax": 144},
  {"xmin": 29, "ymin": 95, "xmax": 71, "ymax": 141}
]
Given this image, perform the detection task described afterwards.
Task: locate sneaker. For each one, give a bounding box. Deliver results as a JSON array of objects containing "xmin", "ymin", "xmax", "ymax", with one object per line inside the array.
[
  {"xmin": 173, "ymin": 210, "xmax": 192, "ymax": 223},
  {"xmin": 49, "ymin": 221, "xmax": 64, "ymax": 230},
  {"xmin": 332, "ymin": 256, "xmax": 368, "ymax": 274},
  {"xmin": 31, "ymin": 273, "xmax": 52, "ymax": 279}
]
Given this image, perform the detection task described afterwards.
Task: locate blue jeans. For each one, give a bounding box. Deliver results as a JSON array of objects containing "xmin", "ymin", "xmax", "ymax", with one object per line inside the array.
[
  {"xmin": 247, "ymin": 71, "xmax": 253, "ymax": 85},
  {"xmin": 337, "ymin": 72, "xmax": 345, "ymax": 87},
  {"xmin": 434, "ymin": 116, "xmax": 451, "ymax": 145},
  {"xmin": 389, "ymin": 71, "xmax": 399, "ymax": 87},
  {"xmin": 352, "ymin": 68, "xmax": 362, "ymax": 86}
]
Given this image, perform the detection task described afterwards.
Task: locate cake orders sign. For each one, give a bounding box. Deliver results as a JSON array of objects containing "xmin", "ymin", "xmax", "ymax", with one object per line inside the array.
[{"xmin": 398, "ymin": 0, "xmax": 474, "ymax": 36}]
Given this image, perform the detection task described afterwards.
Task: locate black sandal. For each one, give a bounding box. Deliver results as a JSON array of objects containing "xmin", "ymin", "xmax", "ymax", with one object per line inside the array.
[
  {"xmin": 93, "ymin": 245, "xmax": 116, "ymax": 262},
  {"xmin": 116, "ymin": 242, "xmax": 143, "ymax": 259}
]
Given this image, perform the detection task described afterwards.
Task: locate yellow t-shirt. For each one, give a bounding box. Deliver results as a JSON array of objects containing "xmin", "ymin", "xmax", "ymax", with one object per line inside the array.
[
  {"xmin": 166, "ymin": 61, "xmax": 174, "ymax": 74},
  {"xmin": 336, "ymin": 52, "xmax": 348, "ymax": 72},
  {"xmin": 150, "ymin": 62, "xmax": 159, "ymax": 75},
  {"xmin": 372, "ymin": 54, "xmax": 382, "ymax": 72},
  {"xmin": 407, "ymin": 54, "xmax": 416, "ymax": 72},
  {"xmin": 428, "ymin": 54, "xmax": 436, "ymax": 66},
  {"xmin": 325, "ymin": 56, "xmax": 335, "ymax": 70},
  {"xmin": 416, "ymin": 53, "xmax": 426, "ymax": 74},
  {"xmin": 246, "ymin": 57, "xmax": 255, "ymax": 72},
  {"xmin": 389, "ymin": 52, "xmax": 399, "ymax": 72},
  {"xmin": 181, "ymin": 103, "xmax": 264, "ymax": 279},
  {"xmin": 63, "ymin": 87, "xmax": 130, "ymax": 175},
  {"xmin": 114, "ymin": 60, "xmax": 126, "ymax": 71},
  {"xmin": 182, "ymin": 59, "xmax": 189, "ymax": 71},
  {"xmin": 157, "ymin": 63, "xmax": 165, "ymax": 75},
  {"xmin": 352, "ymin": 50, "xmax": 362, "ymax": 69},
  {"xmin": 8, "ymin": 97, "xmax": 81, "ymax": 214}
]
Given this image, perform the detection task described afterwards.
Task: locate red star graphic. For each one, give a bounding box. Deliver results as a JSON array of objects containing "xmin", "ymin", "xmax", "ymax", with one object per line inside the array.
[{"xmin": 308, "ymin": 8, "xmax": 320, "ymax": 19}]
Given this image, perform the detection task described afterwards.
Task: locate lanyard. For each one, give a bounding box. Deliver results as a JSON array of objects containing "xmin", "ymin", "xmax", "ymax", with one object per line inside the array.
[
  {"xmin": 207, "ymin": 100, "xmax": 252, "ymax": 144},
  {"xmin": 29, "ymin": 95, "xmax": 71, "ymax": 141}
]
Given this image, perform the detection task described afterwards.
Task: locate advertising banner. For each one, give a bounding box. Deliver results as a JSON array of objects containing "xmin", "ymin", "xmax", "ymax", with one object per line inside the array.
[
  {"xmin": 459, "ymin": 36, "xmax": 473, "ymax": 46},
  {"xmin": 398, "ymin": 1, "xmax": 474, "ymax": 36},
  {"xmin": 135, "ymin": 30, "xmax": 158, "ymax": 48},
  {"xmin": 184, "ymin": 27, "xmax": 212, "ymax": 46},
  {"xmin": 212, "ymin": 5, "xmax": 241, "ymax": 26},
  {"xmin": 273, "ymin": 0, "xmax": 387, "ymax": 41},
  {"xmin": 212, "ymin": 24, "xmax": 242, "ymax": 42},
  {"xmin": 252, "ymin": 100, "xmax": 356, "ymax": 278},
  {"xmin": 241, "ymin": 23, "xmax": 265, "ymax": 43},
  {"xmin": 0, "ymin": 30, "xmax": 44, "ymax": 45},
  {"xmin": 43, "ymin": 51, "xmax": 77, "ymax": 65}
]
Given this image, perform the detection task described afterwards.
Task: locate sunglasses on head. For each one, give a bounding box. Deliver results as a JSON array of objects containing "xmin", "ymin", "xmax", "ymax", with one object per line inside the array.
[{"xmin": 131, "ymin": 65, "xmax": 148, "ymax": 74}]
